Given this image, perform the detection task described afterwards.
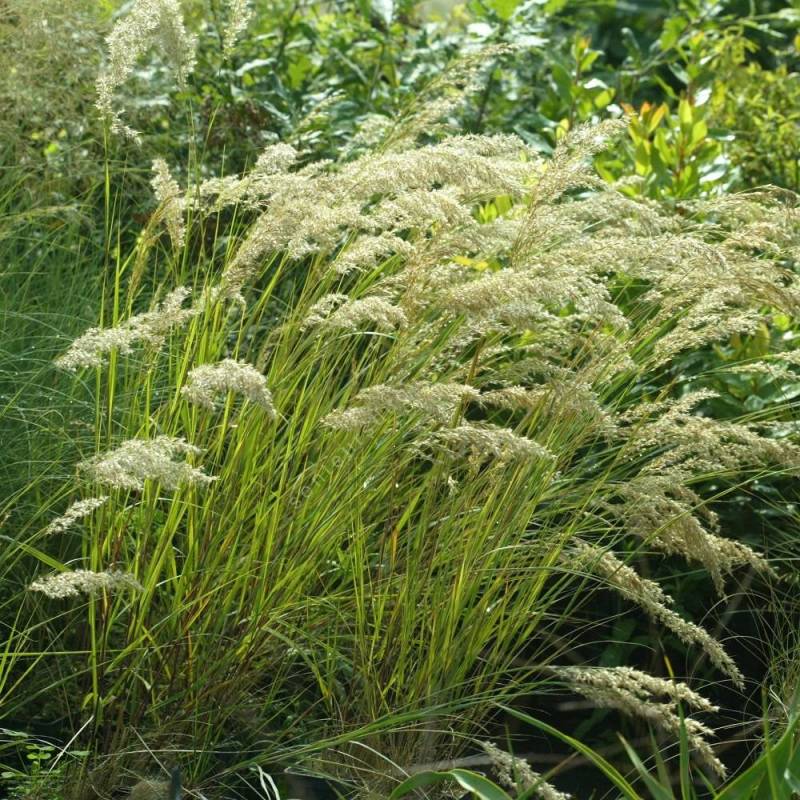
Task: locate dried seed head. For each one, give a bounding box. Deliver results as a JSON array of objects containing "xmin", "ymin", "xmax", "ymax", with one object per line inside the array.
[
  {"xmin": 324, "ymin": 382, "xmax": 480, "ymax": 430},
  {"xmin": 222, "ymin": 0, "xmax": 253, "ymax": 55},
  {"xmin": 44, "ymin": 497, "xmax": 108, "ymax": 536},
  {"xmin": 80, "ymin": 436, "xmax": 215, "ymax": 491},
  {"xmin": 480, "ymin": 741, "xmax": 571, "ymax": 800},
  {"xmin": 427, "ymin": 423, "xmax": 554, "ymax": 466},
  {"xmin": 96, "ymin": 0, "xmax": 197, "ymax": 141},
  {"xmin": 303, "ymin": 295, "xmax": 408, "ymax": 333},
  {"xmin": 605, "ymin": 474, "xmax": 778, "ymax": 594},
  {"xmin": 571, "ymin": 541, "xmax": 743, "ymax": 687},
  {"xmin": 29, "ymin": 569, "xmax": 143, "ymax": 599},
  {"xmin": 553, "ymin": 665, "xmax": 725, "ymax": 777},
  {"xmin": 182, "ymin": 359, "xmax": 275, "ymax": 415},
  {"xmin": 151, "ymin": 158, "xmax": 185, "ymax": 249},
  {"xmin": 55, "ymin": 287, "xmax": 195, "ymax": 370}
]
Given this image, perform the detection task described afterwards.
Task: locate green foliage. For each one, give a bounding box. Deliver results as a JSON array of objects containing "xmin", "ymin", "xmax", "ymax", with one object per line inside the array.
[
  {"xmin": 0, "ymin": 734, "xmax": 77, "ymax": 800},
  {"xmin": 396, "ymin": 704, "xmax": 800, "ymax": 800},
  {"xmin": 622, "ymin": 707, "xmax": 800, "ymax": 800},
  {"xmin": 710, "ymin": 43, "xmax": 800, "ymax": 191},
  {"xmin": 596, "ymin": 94, "xmax": 730, "ymax": 199},
  {"xmin": 390, "ymin": 769, "xmax": 514, "ymax": 800}
]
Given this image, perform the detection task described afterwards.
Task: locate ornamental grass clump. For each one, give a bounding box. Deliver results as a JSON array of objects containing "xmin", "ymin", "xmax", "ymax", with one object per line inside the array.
[{"xmin": 6, "ymin": 95, "xmax": 800, "ymax": 797}]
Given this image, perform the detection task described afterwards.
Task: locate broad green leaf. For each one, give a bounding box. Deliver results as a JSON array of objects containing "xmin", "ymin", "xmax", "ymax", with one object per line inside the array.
[
  {"xmin": 678, "ymin": 99, "xmax": 693, "ymax": 134},
  {"xmin": 716, "ymin": 715, "xmax": 800, "ymax": 800},
  {"xmin": 487, "ymin": 0, "xmax": 522, "ymax": 21},
  {"xmin": 450, "ymin": 769, "xmax": 514, "ymax": 800},
  {"xmin": 660, "ymin": 15, "xmax": 688, "ymax": 50},
  {"xmin": 551, "ymin": 63, "xmax": 573, "ymax": 103},
  {"xmin": 389, "ymin": 769, "xmax": 449, "ymax": 797},
  {"xmin": 689, "ymin": 119, "xmax": 708, "ymax": 147},
  {"xmin": 647, "ymin": 103, "xmax": 668, "ymax": 134},
  {"xmin": 389, "ymin": 769, "xmax": 513, "ymax": 800}
]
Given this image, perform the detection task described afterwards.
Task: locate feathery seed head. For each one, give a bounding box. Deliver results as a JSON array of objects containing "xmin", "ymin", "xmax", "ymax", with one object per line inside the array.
[
  {"xmin": 151, "ymin": 158, "xmax": 185, "ymax": 249},
  {"xmin": 55, "ymin": 287, "xmax": 195, "ymax": 370},
  {"xmin": 182, "ymin": 359, "xmax": 275, "ymax": 415},
  {"xmin": 428, "ymin": 423, "xmax": 554, "ymax": 467},
  {"xmin": 303, "ymin": 295, "xmax": 408, "ymax": 333},
  {"xmin": 572, "ymin": 542, "xmax": 744, "ymax": 686},
  {"xmin": 222, "ymin": 0, "xmax": 253, "ymax": 55},
  {"xmin": 553, "ymin": 665, "xmax": 726, "ymax": 777},
  {"xmin": 96, "ymin": 0, "xmax": 197, "ymax": 141},
  {"xmin": 29, "ymin": 569, "xmax": 143, "ymax": 599},
  {"xmin": 324, "ymin": 382, "xmax": 480, "ymax": 430},
  {"xmin": 80, "ymin": 436, "xmax": 215, "ymax": 491},
  {"xmin": 480, "ymin": 741, "xmax": 571, "ymax": 800},
  {"xmin": 44, "ymin": 497, "xmax": 108, "ymax": 536}
]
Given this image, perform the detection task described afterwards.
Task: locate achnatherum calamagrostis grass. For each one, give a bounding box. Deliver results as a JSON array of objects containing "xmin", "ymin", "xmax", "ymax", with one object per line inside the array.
[
  {"xmin": 13, "ymin": 116, "xmax": 800, "ymax": 797},
  {"xmin": 552, "ymin": 666, "xmax": 726, "ymax": 777},
  {"xmin": 43, "ymin": 496, "xmax": 108, "ymax": 536},
  {"xmin": 96, "ymin": 0, "xmax": 196, "ymax": 142},
  {"xmin": 480, "ymin": 741, "xmax": 572, "ymax": 800}
]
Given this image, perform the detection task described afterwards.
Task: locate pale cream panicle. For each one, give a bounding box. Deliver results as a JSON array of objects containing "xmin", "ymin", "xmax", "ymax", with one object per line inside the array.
[
  {"xmin": 379, "ymin": 45, "xmax": 515, "ymax": 150},
  {"xmin": 323, "ymin": 382, "xmax": 481, "ymax": 430},
  {"xmin": 44, "ymin": 497, "xmax": 108, "ymax": 536},
  {"xmin": 302, "ymin": 294, "xmax": 408, "ymax": 333},
  {"xmin": 222, "ymin": 0, "xmax": 253, "ymax": 55},
  {"xmin": 480, "ymin": 741, "xmax": 571, "ymax": 800},
  {"xmin": 182, "ymin": 358, "xmax": 275, "ymax": 415},
  {"xmin": 96, "ymin": 0, "xmax": 197, "ymax": 141},
  {"xmin": 553, "ymin": 665, "xmax": 726, "ymax": 777},
  {"xmin": 333, "ymin": 233, "xmax": 415, "ymax": 276},
  {"xmin": 607, "ymin": 474, "xmax": 776, "ymax": 594},
  {"xmin": 29, "ymin": 569, "xmax": 143, "ymax": 599},
  {"xmin": 55, "ymin": 287, "xmax": 196, "ymax": 370},
  {"xmin": 217, "ymin": 134, "xmax": 536, "ymax": 297},
  {"xmin": 427, "ymin": 422, "xmax": 554, "ymax": 466},
  {"xmin": 512, "ymin": 119, "xmax": 626, "ymax": 255},
  {"xmin": 572, "ymin": 541, "xmax": 743, "ymax": 686},
  {"xmin": 80, "ymin": 435, "xmax": 215, "ymax": 491},
  {"xmin": 482, "ymin": 381, "xmax": 616, "ymax": 439},
  {"xmin": 151, "ymin": 158, "xmax": 185, "ymax": 249}
]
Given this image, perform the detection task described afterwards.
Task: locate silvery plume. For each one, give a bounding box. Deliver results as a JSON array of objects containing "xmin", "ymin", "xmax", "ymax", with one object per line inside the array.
[
  {"xmin": 222, "ymin": 0, "xmax": 253, "ymax": 56},
  {"xmin": 302, "ymin": 294, "xmax": 408, "ymax": 333},
  {"xmin": 151, "ymin": 158, "xmax": 185, "ymax": 250},
  {"xmin": 553, "ymin": 665, "xmax": 726, "ymax": 777},
  {"xmin": 323, "ymin": 382, "xmax": 480, "ymax": 430},
  {"xmin": 427, "ymin": 423, "xmax": 554, "ymax": 467},
  {"xmin": 96, "ymin": 0, "xmax": 197, "ymax": 142},
  {"xmin": 55, "ymin": 287, "xmax": 195, "ymax": 370},
  {"xmin": 29, "ymin": 569, "xmax": 143, "ymax": 599},
  {"xmin": 182, "ymin": 359, "xmax": 275, "ymax": 415},
  {"xmin": 480, "ymin": 741, "xmax": 571, "ymax": 800},
  {"xmin": 44, "ymin": 497, "xmax": 108, "ymax": 536},
  {"xmin": 571, "ymin": 541, "xmax": 743, "ymax": 687},
  {"xmin": 80, "ymin": 436, "xmax": 215, "ymax": 491}
]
